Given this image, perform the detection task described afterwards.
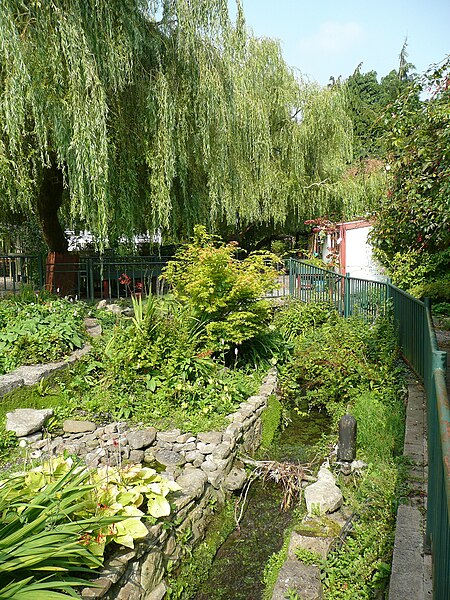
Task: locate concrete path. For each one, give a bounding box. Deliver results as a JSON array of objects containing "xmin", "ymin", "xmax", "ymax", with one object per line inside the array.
[
  {"xmin": 388, "ymin": 377, "xmax": 432, "ymax": 599},
  {"xmin": 389, "ymin": 324, "xmax": 450, "ymax": 599}
]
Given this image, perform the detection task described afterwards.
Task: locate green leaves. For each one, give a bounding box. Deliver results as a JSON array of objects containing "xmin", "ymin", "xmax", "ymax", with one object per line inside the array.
[
  {"xmin": 0, "ymin": 456, "xmax": 180, "ymax": 597},
  {"xmin": 163, "ymin": 226, "xmax": 279, "ymax": 349},
  {"xmin": 0, "ymin": 295, "xmax": 85, "ymax": 375},
  {"xmin": 371, "ymin": 57, "xmax": 450, "ymax": 278}
]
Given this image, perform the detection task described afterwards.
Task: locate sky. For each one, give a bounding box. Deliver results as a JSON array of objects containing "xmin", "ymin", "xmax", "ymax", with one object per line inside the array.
[{"xmin": 231, "ymin": 0, "xmax": 450, "ymax": 85}]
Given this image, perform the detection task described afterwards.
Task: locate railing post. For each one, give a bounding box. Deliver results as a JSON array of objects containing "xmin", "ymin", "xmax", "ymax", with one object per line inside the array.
[
  {"xmin": 288, "ymin": 258, "xmax": 294, "ymax": 297},
  {"xmin": 87, "ymin": 257, "xmax": 94, "ymax": 302},
  {"xmin": 344, "ymin": 273, "xmax": 350, "ymax": 318},
  {"xmin": 37, "ymin": 253, "xmax": 45, "ymax": 291}
]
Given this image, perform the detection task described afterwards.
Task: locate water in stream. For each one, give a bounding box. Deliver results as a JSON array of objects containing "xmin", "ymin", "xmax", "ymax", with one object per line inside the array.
[{"xmin": 195, "ymin": 406, "xmax": 330, "ymax": 600}]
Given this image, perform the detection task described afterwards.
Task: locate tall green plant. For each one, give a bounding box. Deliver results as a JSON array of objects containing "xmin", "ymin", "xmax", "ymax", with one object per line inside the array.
[{"xmin": 163, "ymin": 226, "xmax": 279, "ymax": 349}]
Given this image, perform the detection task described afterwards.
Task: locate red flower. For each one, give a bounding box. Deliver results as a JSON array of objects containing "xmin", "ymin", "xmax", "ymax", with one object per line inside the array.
[{"xmin": 119, "ymin": 273, "xmax": 131, "ymax": 286}]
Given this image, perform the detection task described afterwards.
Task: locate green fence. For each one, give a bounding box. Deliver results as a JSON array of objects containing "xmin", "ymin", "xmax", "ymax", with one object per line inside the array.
[
  {"xmin": 287, "ymin": 258, "xmax": 387, "ymax": 321},
  {"xmin": 0, "ymin": 254, "xmax": 170, "ymax": 300},
  {"xmin": 387, "ymin": 284, "xmax": 449, "ymax": 599}
]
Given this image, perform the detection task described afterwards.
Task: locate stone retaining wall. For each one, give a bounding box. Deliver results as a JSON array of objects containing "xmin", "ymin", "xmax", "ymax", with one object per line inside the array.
[{"xmin": 24, "ymin": 368, "xmax": 277, "ymax": 600}]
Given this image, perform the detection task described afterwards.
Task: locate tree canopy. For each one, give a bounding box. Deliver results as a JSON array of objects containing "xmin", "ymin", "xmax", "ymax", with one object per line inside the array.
[
  {"xmin": 0, "ymin": 0, "xmax": 357, "ymax": 252},
  {"xmin": 371, "ymin": 57, "xmax": 450, "ymax": 262}
]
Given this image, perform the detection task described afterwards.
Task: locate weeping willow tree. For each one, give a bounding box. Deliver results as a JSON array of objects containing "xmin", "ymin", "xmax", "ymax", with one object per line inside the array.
[{"xmin": 0, "ymin": 0, "xmax": 357, "ymax": 252}]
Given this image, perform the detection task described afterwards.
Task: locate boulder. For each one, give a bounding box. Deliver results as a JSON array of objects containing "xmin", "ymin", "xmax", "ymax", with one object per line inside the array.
[
  {"xmin": 304, "ymin": 467, "xmax": 342, "ymax": 516},
  {"xmin": 6, "ymin": 408, "xmax": 53, "ymax": 437},
  {"xmin": 154, "ymin": 449, "xmax": 185, "ymax": 468},
  {"xmin": 271, "ymin": 560, "xmax": 323, "ymax": 600},
  {"xmin": 127, "ymin": 428, "xmax": 157, "ymax": 450},
  {"xmin": 223, "ymin": 466, "xmax": 247, "ymax": 491}
]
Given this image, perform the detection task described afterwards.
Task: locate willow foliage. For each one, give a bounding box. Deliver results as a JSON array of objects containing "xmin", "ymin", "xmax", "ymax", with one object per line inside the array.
[{"xmin": 0, "ymin": 0, "xmax": 356, "ymax": 250}]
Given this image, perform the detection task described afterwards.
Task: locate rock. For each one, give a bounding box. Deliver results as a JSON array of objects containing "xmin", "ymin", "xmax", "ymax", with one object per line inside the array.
[
  {"xmin": 103, "ymin": 423, "xmax": 118, "ymax": 434},
  {"xmin": 176, "ymin": 468, "xmax": 207, "ymax": 498},
  {"xmin": 304, "ymin": 468, "xmax": 343, "ymax": 516},
  {"xmin": 156, "ymin": 429, "xmax": 181, "ymax": 443},
  {"xmin": 197, "ymin": 442, "xmax": 215, "ymax": 455},
  {"xmin": 129, "ymin": 450, "xmax": 145, "ymax": 463},
  {"xmin": 6, "ymin": 408, "xmax": 53, "ymax": 437},
  {"xmin": 212, "ymin": 442, "xmax": 231, "ymax": 460},
  {"xmin": 127, "ymin": 428, "xmax": 157, "ymax": 450},
  {"xmin": 271, "ymin": 560, "xmax": 323, "ymax": 600},
  {"xmin": 105, "ymin": 303, "xmax": 123, "ymax": 315},
  {"xmin": 287, "ymin": 531, "xmax": 332, "ymax": 560},
  {"xmin": 200, "ymin": 457, "xmax": 217, "ymax": 472},
  {"xmin": 20, "ymin": 431, "xmax": 43, "ymax": 444},
  {"xmin": 207, "ymin": 470, "xmax": 224, "ymax": 488},
  {"xmin": 140, "ymin": 549, "xmax": 164, "ymax": 591},
  {"xmin": 197, "ymin": 431, "xmax": 223, "ymax": 444},
  {"xmin": 0, "ymin": 373, "xmax": 24, "ymax": 397},
  {"xmin": 81, "ymin": 577, "xmax": 112, "ymax": 598},
  {"xmin": 15, "ymin": 363, "xmax": 66, "ymax": 385},
  {"xmin": 185, "ymin": 450, "xmax": 203, "ymax": 463},
  {"xmin": 63, "ymin": 420, "xmax": 97, "ymax": 433},
  {"xmin": 175, "ymin": 433, "xmax": 193, "ymax": 443},
  {"xmin": 154, "ymin": 449, "xmax": 185, "ymax": 468},
  {"xmin": 84, "ymin": 318, "xmax": 102, "ymax": 338},
  {"xmin": 223, "ymin": 466, "xmax": 247, "ymax": 491},
  {"xmin": 350, "ymin": 459, "xmax": 368, "ymax": 473},
  {"xmin": 143, "ymin": 581, "xmax": 167, "ymax": 600},
  {"xmin": 96, "ymin": 300, "xmax": 108, "ymax": 309}
]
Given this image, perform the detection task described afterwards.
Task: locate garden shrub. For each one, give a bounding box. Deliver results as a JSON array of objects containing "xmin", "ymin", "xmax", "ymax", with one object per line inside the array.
[
  {"xmin": 163, "ymin": 225, "xmax": 279, "ymax": 350},
  {"xmin": 47, "ymin": 295, "xmax": 259, "ymax": 430},
  {"xmin": 409, "ymin": 278, "xmax": 450, "ymax": 304},
  {"xmin": 280, "ymin": 314, "xmax": 401, "ymax": 426},
  {"xmin": 385, "ymin": 247, "xmax": 450, "ymax": 294},
  {"xmin": 273, "ymin": 300, "xmax": 338, "ymax": 342}
]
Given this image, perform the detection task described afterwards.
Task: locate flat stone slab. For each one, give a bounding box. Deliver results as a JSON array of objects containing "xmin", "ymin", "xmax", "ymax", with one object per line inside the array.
[
  {"xmin": 271, "ymin": 560, "xmax": 323, "ymax": 600},
  {"xmin": 6, "ymin": 408, "xmax": 54, "ymax": 437},
  {"xmin": 287, "ymin": 531, "xmax": 333, "ymax": 560},
  {"xmin": 0, "ymin": 373, "xmax": 24, "ymax": 397},
  {"xmin": 63, "ymin": 419, "xmax": 97, "ymax": 433}
]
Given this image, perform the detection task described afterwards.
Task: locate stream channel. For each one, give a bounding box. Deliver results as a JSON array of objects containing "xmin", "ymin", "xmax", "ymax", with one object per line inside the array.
[{"xmin": 195, "ymin": 405, "xmax": 330, "ymax": 600}]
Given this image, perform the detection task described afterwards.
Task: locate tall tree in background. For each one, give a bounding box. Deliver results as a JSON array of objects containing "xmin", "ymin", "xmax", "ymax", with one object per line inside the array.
[
  {"xmin": 0, "ymin": 0, "xmax": 354, "ymax": 252},
  {"xmin": 344, "ymin": 41, "xmax": 415, "ymax": 159},
  {"xmin": 371, "ymin": 57, "xmax": 450, "ymax": 266}
]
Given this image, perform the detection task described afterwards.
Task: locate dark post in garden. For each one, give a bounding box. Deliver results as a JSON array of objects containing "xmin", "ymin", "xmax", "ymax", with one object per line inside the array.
[{"xmin": 338, "ymin": 414, "xmax": 357, "ymax": 474}]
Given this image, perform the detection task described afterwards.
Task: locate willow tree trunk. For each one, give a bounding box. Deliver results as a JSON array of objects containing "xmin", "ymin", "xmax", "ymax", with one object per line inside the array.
[{"xmin": 36, "ymin": 162, "xmax": 68, "ymax": 253}]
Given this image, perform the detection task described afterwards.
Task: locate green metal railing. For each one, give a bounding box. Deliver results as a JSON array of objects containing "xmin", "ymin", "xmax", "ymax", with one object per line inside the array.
[
  {"xmin": 0, "ymin": 254, "xmax": 45, "ymax": 295},
  {"xmin": 287, "ymin": 258, "xmax": 388, "ymax": 321},
  {"xmin": 388, "ymin": 284, "xmax": 449, "ymax": 598},
  {"xmin": 0, "ymin": 253, "xmax": 171, "ymax": 300}
]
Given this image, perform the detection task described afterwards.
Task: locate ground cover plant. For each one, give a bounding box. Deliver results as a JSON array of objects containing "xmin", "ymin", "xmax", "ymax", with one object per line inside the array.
[{"xmin": 0, "ymin": 291, "xmax": 86, "ymax": 376}]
